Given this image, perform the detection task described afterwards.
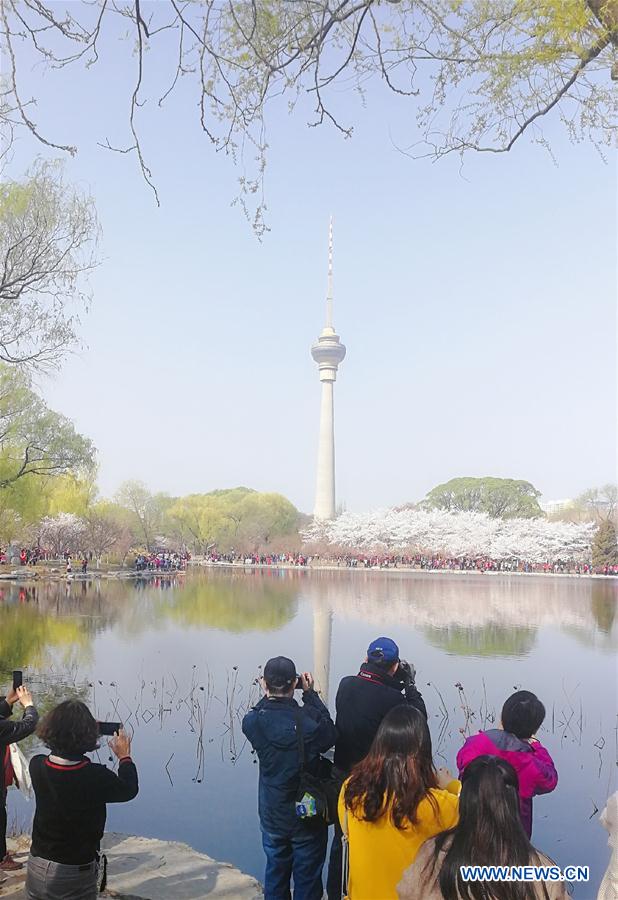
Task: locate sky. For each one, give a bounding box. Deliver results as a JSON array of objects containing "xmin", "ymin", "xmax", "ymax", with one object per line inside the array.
[{"xmin": 7, "ymin": 6, "xmax": 617, "ymax": 514}]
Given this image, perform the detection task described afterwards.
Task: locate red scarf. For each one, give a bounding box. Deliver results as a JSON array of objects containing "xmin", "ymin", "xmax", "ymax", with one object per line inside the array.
[{"xmin": 3, "ymin": 745, "xmax": 15, "ymax": 790}]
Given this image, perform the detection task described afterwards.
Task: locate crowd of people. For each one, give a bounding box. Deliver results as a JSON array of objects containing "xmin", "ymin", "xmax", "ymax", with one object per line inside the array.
[
  {"xmin": 0, "ymin": 644, "xmax": 614, "ymax": 899},
  {"xmin": 242, "ymin": 638, "xmax": 615, "ymax": 900},
  {"xmin": 0, "ymin": 548, "xmax": 42, "ymax": 566},
  {"xmin": 0, "ymin": 550, "xmax": 91, "ymax": 576},
  {"xmin": 205, "ymin": 551, "xmax": 311, "ymax": 566},
  {"xmin": 201, "ymin": 551, "xmax": 617, "ymax": 576},
  {"xmin": 2, "ymin": 547, "xmax": 616, "ymax": 577},
  {"xmin": 304, "ymin": 554, "xmax": 612, "ymax": 576},
  {"xmin": 0, "ymin": 548, "xmax": 95, "ymax": 566},
  {"xmin": 133, "ymin": 551, "xmax": 189, "ymax": 572},
  {"xmin": 335, "ymin": 555, "xmax": 604, "ymax": 575},
  {"xmin": 0, "ymin": 548, "xmax": 191, "ymax": 573}
]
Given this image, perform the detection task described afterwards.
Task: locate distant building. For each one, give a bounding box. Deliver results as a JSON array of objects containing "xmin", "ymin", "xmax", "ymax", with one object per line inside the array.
[{"xmin": 540, "ymin": 498, "xmax": 574, "ymax": 515}]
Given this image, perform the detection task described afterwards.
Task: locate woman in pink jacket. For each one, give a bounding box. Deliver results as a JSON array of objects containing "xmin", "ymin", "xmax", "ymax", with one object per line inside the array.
[{"xmin": 456, "ymin": 691, "xmax": 557, "ymax": 837}]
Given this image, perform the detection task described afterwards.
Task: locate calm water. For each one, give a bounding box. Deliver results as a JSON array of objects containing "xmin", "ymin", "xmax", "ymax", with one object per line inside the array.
[{"xmin": 1, "ymin": 569, "xmax": 616, "ymax": 897}]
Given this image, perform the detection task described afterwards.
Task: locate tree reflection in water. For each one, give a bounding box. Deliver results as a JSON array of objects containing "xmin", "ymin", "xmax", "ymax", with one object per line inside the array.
[
  {"xmin": 151, "ymin": 572, "xmax": 298, "ymax": 632},
  {"xmin": 423, "ymin": 624, "xmax": 536, "ymax": 657},
  {"xmin": 591, "ymin": 582, "xmax": 616, "ymax": 634}
]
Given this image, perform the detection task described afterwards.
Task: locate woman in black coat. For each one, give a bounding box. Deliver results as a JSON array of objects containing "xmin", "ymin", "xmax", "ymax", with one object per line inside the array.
[{"xmin": 0, "ymin": 684, "xmax": 38, "ymax": 871}]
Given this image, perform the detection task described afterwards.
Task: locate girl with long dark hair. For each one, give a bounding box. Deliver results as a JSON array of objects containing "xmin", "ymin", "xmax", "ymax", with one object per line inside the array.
[
  {"xmin": 340, "ymin": 705, "xmax": 459, "ymax": 899},
  {"xmin": 397, "ymin": 755, "xmax": 567, "ymax": 900}
]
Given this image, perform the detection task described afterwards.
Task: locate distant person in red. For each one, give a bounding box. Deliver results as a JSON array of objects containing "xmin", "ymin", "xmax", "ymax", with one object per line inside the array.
[
  {"xmin": 20, "ymin": 549, "xmax": 27, "ymax": 566},
  {"xmin": 456, "ymin": 690, "xmax": 557, "ymax": 837}
]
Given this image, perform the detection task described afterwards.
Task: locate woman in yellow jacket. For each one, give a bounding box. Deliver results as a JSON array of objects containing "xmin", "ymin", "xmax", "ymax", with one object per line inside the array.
[{"xmin": 339, "ymin": 705, "xmax": 460, "ymax": 900}]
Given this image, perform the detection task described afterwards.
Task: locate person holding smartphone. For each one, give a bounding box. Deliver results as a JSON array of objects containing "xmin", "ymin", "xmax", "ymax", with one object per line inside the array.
[
  {"xmin": 26, "ymin": 700, "xmax": 138, "ymax": 900},
  {"xmin": 0, "ymin": 681, "xmax": 38, "ymax": 872},
  {"xmin": 242, "ymin": 656, "xmax": 336, "ymax": 900}
]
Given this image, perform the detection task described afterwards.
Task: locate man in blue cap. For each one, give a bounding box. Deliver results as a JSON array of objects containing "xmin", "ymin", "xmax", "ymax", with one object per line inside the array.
[{"xmin": 326, "ymin": 636, "xmax": 427, "ymax": 899}]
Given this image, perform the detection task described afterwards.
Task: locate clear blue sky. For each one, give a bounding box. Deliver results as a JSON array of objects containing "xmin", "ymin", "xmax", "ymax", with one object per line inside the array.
[{"xmin": 10, "ymin": 10, "xmax": 617, "ymax": 513}]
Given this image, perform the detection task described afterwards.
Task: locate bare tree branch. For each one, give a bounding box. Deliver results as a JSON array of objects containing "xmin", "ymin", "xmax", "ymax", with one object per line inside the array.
[{"xmin": 1, "ymin": 0, "xmax": 615, "ymax": 232}]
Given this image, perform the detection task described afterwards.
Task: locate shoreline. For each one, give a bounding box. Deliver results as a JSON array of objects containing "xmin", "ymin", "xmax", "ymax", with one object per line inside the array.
[
  {"xmin": 194, "ymin": 561, "xmax": 616, "ymax": 580},
  {"xmin": 0, "ymin": 569, "xmax": 186, "ymax": 582},
  {"xmin": 0, "ymin": 562, "xmax": 614, "ymax": 583}
]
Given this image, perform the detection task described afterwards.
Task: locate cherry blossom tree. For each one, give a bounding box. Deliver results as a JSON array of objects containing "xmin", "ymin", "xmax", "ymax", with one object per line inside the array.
[
  {"xmin": 37, "ymin": 512, "xmax": 86, "ymax": 557},
  {"xmin": 303, "ymin": 508, "xmax": 596, "ymax": 563}
]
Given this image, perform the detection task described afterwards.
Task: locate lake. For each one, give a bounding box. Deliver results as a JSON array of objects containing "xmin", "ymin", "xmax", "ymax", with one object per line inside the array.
[{"xmin": 1, "ymin": 569, "xmax": 616, "ymax": 897}]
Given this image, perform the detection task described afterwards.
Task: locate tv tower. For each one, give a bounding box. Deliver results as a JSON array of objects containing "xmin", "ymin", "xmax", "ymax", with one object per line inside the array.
[{"xmin": 311, "ymin": 218, "xmax": 346, "ymax": 520}]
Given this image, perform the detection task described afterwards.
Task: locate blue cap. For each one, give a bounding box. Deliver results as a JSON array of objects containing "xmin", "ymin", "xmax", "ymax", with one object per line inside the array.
[{"xmin": 367, "ymin": 637, "xmax": 399, "ymax": 663}]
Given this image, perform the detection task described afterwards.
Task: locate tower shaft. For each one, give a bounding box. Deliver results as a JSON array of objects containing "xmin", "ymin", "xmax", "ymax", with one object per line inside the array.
[
  {"xmin": 313, "ymin": 598, "xmax": 333, "ymax": 702},
  {"xmin": 314, "ymin": 380, "xmax": 336, "ymax": 520}
]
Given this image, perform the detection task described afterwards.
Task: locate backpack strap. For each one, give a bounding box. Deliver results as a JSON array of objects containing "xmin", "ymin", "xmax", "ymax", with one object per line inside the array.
[{"xmin": 292, "ymin": 706, "xmax": 305, "ymax": 774}]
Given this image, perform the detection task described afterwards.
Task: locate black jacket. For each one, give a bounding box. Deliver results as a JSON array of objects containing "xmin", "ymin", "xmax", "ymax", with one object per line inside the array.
[
  {"xmin": 30, "ymin": 755, "xmax": 139, "ymax": 864},
  {"xmin": 0, "ymin": 698, "xmax": 39, "ymax": 794},
  {"xmin": 242, "ymin": 690, "xmax": 336, "ymax": 835},
  {"xmin": 333, "ymin": 662, "xmax": 427, "ymax": 773},
  {"xmin": 0, "ymin": 699, "xmax": 38, "ymax": 747}
]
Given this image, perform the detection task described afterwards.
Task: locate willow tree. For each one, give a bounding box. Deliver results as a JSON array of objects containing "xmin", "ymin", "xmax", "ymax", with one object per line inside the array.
[
  {"xmin": 0, "ymin": 363, "xmax": 95, "ymax": 489},
  {"xmin": 0, "ymin": 161, "xmax": 99, "ymax": 368},
  {"xmin": 115, "ymin": 480, "xmax": 173, "ymax": 551},
  {"xmin": 1, "ymin": 1, "xmax": 616, "ymax": 232},
  {"xmin": 167, "ymin": 487, "xmax": 301, "ymax": 553}
]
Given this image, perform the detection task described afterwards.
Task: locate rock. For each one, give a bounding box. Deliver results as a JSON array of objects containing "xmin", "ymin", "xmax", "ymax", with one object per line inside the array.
[
  {"xmin": 1, "ymin": 834, "xmax": 262, "ymax": 900},
  {"xmin": 101, "ymin": 833, "xmax": 262, "ymax": 899}
]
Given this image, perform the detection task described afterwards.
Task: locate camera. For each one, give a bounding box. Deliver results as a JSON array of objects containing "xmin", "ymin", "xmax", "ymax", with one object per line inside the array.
[
  {"xmin": 12, "ymin": 670, "xmax": 23, "ymax": 690},
  {"xmin": 396, "ymin": 659, "xmax": 416, "ymax": 688},
  {"xmin": 97, "ymin": 721, "xmax": 122, "ymax": 736}
]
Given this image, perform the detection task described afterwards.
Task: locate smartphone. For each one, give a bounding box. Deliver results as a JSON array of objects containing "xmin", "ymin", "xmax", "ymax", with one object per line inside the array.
[
  {"xmin": 12, "ymin": 670, "xmax": 22, "ymax": 691},
  {"xmin": 97, "ymin": 721, "xmax": 122, "ymax": 736}
]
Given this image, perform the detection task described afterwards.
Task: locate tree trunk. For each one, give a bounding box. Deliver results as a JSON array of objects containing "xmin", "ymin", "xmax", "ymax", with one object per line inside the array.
[{"xmin": 586, "ymin": 0, "xmax": 618, "ymax": 59}]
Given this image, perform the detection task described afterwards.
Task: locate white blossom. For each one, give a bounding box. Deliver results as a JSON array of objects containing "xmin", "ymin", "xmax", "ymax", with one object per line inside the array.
[
  {"xmin": 302, "ymin": 509, "xmax": 595, "ymax": 563},
  {"xmin": 37, "ymin": 512, "xmax": 87, "ymax": 557}
]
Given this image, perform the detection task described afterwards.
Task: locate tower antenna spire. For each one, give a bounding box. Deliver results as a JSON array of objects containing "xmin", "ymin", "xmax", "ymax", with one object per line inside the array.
[{"xmin": 326, "ymin": 215, "xmax": 333, "ymax": 329}]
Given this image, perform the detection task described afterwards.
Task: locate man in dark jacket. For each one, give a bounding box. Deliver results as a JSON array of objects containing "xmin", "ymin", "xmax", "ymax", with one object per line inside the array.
[
  {"xmin": 242, "ymin": 656, "xmax": 336, "ymax": 900},
  {"xmin": 0, "ymin": 684, "xmax": 38, "ymax": 872},
  {"xmin": 326, "ymin": 636, "xmax": 427, "ymax": 899}
]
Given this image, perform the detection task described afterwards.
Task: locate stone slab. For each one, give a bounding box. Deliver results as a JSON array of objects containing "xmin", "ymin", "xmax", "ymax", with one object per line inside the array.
[{"xmin": 0, "ymin": 834, "xmax": 262, "ymax": 900}]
